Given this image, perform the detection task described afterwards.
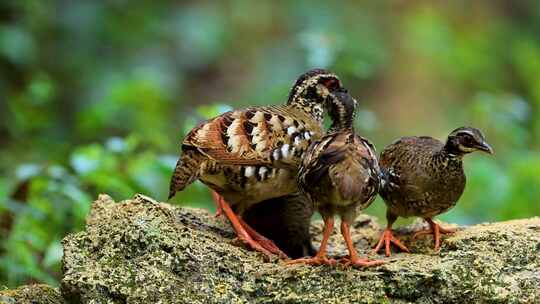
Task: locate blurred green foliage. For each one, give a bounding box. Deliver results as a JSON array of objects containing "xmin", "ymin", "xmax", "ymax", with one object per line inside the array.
[{"xmin": 1, "ymin": 1, "xmax": 539, "ymax": 288}]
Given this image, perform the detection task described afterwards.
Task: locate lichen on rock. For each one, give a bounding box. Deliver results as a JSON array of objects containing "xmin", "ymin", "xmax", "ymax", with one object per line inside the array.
[
  {"xmin": 56, "ymin": 194, "xmax": 540, "ymax": 303},
  {"xmin": 0, "ymin": 284, "xmax": 64, "ymax": 304},
  {"xmin": 2, "ymin": 194, "xmax": 539, "ymax": 303}
]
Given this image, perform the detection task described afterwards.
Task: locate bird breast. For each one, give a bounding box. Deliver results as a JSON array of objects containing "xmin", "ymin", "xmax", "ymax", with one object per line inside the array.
[{"xmin": 200, "ymin": 163, "xmax": 297, "ymax": 213}]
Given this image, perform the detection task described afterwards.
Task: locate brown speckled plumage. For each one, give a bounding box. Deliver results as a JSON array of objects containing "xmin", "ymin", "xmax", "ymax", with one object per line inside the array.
[
  {"xmin": 380, "ymin": 136, "xmax": 466, "ymax": 219},
  {"xmin": 299, "ymin": 131, "xmax": 380, "ymax": 224},
  {"xmin": 289, "ymin": 91, "xmax": 383, "ymax": 267},
  {"xmin": 169, "ymin": 69, "xmax": 342, "ymax": 214},
  {"xmin": 375, "ymin": 127, "xmax": 494, "ymax": 255},
  {"xmin": 168, "ymin": 69, "xmax": 344, "ymax": 258}
]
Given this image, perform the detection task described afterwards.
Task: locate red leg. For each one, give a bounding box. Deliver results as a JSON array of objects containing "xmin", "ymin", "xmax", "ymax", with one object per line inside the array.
[
  {"xmin": 413, "ymin": 218, "xmax": 456, "ymax": 252},
  {"xmin": 287, "ymin": 217, "xmax": 336, "ymax": 266},
  {"xmin": 211, "ymin": 191, "xmax": 224, "ymax": 217},
  {"xmin": 373, "ymin": 226, "xmax": 410, "ymax": 257},
  {"xmin": 237, "ymin": 217, "xmax": 289, "ymax": 259},
  {"xmin": 212, "ymin": 191, "xmax": 288, "ymax": 259},
  {"xmin": 341, "ymin": 221, "xmax": 384, "ymax": 267},
  {"xmin": 213, "ymin": 192, "xmax": 274, "ymax": 259}
]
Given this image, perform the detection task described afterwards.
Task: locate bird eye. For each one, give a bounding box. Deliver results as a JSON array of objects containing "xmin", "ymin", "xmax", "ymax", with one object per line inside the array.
[
  {"xmin": 462, "ymin": 134, "xmax": 475, "ymax": 144},
  {"xmin": 322, "ymin": 78, "xmax": 340, "ymax": 91}
]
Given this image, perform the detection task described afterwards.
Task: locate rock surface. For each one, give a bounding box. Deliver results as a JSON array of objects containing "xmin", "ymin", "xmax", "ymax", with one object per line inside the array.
[
  {"xmin": 0, "ymin": 284, "xmax": 64, "ymax": 304},
  {"xmin": 2, "ymin": 194, "xmax": 539, "ymax": 303}
]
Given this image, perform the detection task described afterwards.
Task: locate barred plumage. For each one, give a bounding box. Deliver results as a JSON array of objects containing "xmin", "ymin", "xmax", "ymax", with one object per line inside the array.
[{"xmin": 168, "ymin": 69, "xmax": 344, "ymax": 258}]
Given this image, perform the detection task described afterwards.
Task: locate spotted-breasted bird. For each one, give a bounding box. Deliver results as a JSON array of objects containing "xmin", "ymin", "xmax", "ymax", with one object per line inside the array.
[
  {"xmin": 168, "ymin": 69, "xmax": 344, "ymax": 259},
  {"xmin": 288, "ymin": 91, "xmax": 383, "ymax": 267},
  {"xmin": 374, "ymin": 127, "xmax": 494, "ymax": 256}
]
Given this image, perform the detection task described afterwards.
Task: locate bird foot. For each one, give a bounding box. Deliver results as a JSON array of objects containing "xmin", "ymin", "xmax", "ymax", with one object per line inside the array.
[
  {"xmin": 373, "ymin": 228, "xmax": 410, "ymax": 257},
  {"xmin": 340, "ymin": 256, "xmax": 385, "ymax": 268},
  {"xmin": 238, "ymin": 217, "xmax": 289, "ymax": 260},
  {"xmin": 413, "ymin": 220, "xmax": 456, "ymax": 252},
  {"xmin": 212, "ymin": 190, "xmax": 286, "ymax": 260},
  {"xmin": 234, "ymin": 236, "xmax": 274, "ymax": 261},
  {"xmin": 286, "ymin": 256, "xmax": 337, "ymax": 266},
  {"xmin": 412, "ymin": 227, "xmax": 456, "ymax": 238}
]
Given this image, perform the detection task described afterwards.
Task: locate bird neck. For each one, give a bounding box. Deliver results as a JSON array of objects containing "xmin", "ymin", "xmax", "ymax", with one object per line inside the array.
[
  {"xmin": 435, "ymin": 145, "xmax": 464, "ymax": 168},
  {"xmin": 442, "ymin": 140, "xmax": 467, "ymax": 158},
  {"xmin": 288, "ymin": 98, "xmax": 324, "ymax": 122},
  {"xmin": 328, "ymin": 105, "xmax": 354, "ymax": 133},
  {"xmin": 328, "ymin": 120, "xmax": 354, "ymax": 133}
]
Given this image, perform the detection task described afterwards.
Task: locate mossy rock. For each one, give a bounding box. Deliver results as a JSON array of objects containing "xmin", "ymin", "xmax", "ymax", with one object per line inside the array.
[
  {"xmin": 4, "ymin": 194, "xmax": 539, "ymax": 303},
  {"xmin": 0, "ymin": 284, "xmax": 64, "ymax": 304},
  {"xmin": 56, "ymin": 194, "xmax": 539, "ymax": 303}
]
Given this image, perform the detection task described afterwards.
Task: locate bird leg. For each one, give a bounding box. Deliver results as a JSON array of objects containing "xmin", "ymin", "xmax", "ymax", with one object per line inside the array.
[
  {"xmin": 340, "ymin": 221, "xmax": 384, "ymax": 267},
  {"xmin": 373, "ymin": 226, "xmax": 410, "ymax": 257},
  {"xmin": 211, "ymin": 191, "xmax": 224, "ymax": 217},
  {"xmin": 286, "ymin": 217, "xmax": 336, "ymax": 266},
  {"xmin": 212, "ymin": 191, "xmax": 287, "ymax": 259},
  {"xmin": 211, "ymin": 192, "xmax": 274, "ymax": 259},
  {"xmin": 237, "ymin": 217, "xmax": 289, "ymax": 259},
  {"xmin": 413, "ymin": 218, "xmax": 456, "ymax": 252}
]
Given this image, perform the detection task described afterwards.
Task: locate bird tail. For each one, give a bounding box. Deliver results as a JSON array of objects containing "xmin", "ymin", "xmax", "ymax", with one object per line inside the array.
[{"xmin": 168, "ymin": 149, "xmax": 200, "ymax": 200}]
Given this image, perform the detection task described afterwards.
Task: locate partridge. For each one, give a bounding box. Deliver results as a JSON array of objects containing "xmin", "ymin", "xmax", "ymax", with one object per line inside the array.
[
  {"xmin": 289, "ymin": 91, "xmax": 383, "ymax": 267},
  {"xmin": 374, "ymin": 127, "xmax": 494, "ymax": 256}
]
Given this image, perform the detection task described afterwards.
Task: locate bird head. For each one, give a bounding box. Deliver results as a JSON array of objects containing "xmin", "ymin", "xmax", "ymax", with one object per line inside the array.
[
  {"xmin": 287, "ymin": 68, "xmax": 344, "ymax": 122},
  {"xmin": 445, "ymin": 127, "xmax": 494, "ymax": 155}
]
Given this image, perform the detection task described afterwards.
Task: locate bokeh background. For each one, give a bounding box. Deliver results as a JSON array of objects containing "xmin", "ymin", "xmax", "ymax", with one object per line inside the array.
[{"xmin": 1, "ymin": 1, "xmax": 539, "ymax": 288}]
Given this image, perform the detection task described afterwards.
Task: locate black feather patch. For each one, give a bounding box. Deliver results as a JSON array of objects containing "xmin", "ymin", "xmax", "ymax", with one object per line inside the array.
[
  {"xmin": 222, "ymin": 115, "xmax": 233, "ymax": 128},
  {"xmin": 243, "ymin": 121, "xmax": 254, "ymax": 134}
]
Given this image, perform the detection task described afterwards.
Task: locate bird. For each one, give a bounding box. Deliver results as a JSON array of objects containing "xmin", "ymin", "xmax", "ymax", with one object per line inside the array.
[
  {"xmin": 288, "ymin": 90, "xmax": 383, "ymax": 267},
  {"xmin": 242, "ymin": 193, "xmax": 316, "ymax": 259},
  {"xmin": 374, "ymin": 127, "xmax": 494, "ymax": 256},
  {"xmin": 168, "ymin": 69, "xmax": 344, "ymax": 259}
]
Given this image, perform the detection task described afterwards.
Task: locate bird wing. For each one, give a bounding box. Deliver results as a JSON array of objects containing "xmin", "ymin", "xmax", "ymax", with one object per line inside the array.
[
  {"xmin": 298, "ymin": 133, "xmax": 347, "ymax": 188},
  {"xmin": 182, "ymin": 105, "xmax": 322, "ymax": 167},
  {"xmin": 379, "ymin": 136, "xmax": 442, "ymax": 202},
  {"xmin": 328, "ymin": 134, "xmax": 380, "ymax": 201},
  {"xmin": 299, "ymin": 132, "xmax": 380, "ymax": 201}
]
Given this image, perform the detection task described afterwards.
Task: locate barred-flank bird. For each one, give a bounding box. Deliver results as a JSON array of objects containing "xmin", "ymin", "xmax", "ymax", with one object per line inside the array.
[
  {"xmin": 374, "ymin": 127, "xmax": 493, "ymax": 256},
  {"xmin": 168, "ymin": 69, "xmax": 344, "ymax": 259},
  {"xmin": 288, "ymin": 91, "xmax": 383, "ymax": 267}
]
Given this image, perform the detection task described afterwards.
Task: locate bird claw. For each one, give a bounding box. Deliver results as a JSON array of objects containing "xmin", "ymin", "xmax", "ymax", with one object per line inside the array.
[
  {"xmin": 255, "ymin": 238, "xmax": 289, "ymax": 260},
  {"xmin": 235, "ymin": 236, "xmax": 274, "ymax": 261},
  {"xmin": 373, "ymin": 229, "xmax": 409, "ymax": 257},
  {"xmin": 412, "ymin": 229, "xmax": 432, "ymax": 239},
  {"xmin": 413, "ymin": 220, "xmax": 456, "ymax": 252},
  {"xmin": 341, "ymin": 257, "xmax": 385, "ymax": 268},
  {"xmin": 286, "ymin": 256, "xmax": 337, "ymax": 266}
]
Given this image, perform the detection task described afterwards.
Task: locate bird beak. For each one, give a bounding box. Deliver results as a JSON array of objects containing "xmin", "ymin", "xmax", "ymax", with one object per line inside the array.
[{"xmin": 477, "ymin": 141, "xmax": 494, "ymax": 154}]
